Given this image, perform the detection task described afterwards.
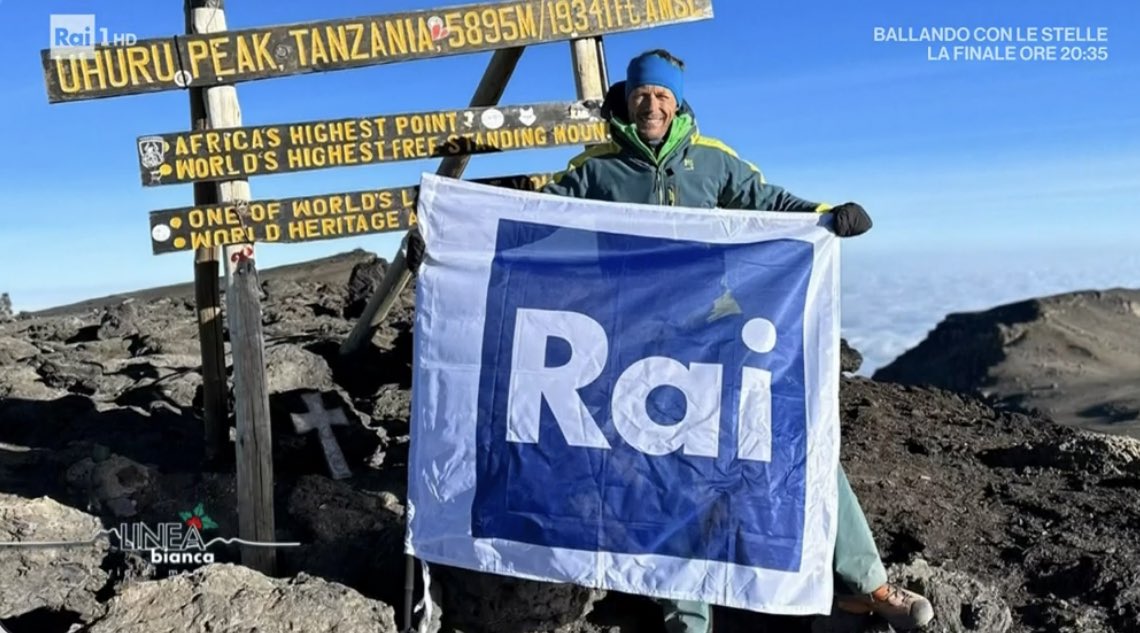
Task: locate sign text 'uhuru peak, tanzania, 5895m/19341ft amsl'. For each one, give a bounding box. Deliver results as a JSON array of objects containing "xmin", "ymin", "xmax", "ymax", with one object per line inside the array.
[{"xmin": 42, "ymin": 0, "xmax": 713, "ymax": 102}]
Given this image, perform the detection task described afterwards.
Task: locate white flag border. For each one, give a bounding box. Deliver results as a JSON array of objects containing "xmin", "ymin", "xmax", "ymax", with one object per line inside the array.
[{"xmin": 405, "ymin": 173, "xmax": 841, "ymax": 615}]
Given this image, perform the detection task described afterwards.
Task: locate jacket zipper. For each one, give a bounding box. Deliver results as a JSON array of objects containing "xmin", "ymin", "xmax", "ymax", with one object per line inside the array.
[{"xmin": 656, "ymin": 164, "xmax": 667, "ymax": 205}]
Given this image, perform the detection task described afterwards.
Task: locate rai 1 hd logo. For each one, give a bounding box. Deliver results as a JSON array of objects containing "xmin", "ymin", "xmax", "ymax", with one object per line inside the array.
[{"xmin": 49, "ymin": 14, "xmax": 137, "ymax": 59}]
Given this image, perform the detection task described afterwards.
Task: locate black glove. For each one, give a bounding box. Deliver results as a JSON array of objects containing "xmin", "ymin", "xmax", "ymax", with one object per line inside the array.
[
  {"xmin": 828, "ymin": 202, "xmax": 872, "ymax": 238},
  {"xmin": 405, "ymin": 225, "xmax": 426, "ymax": 274}
]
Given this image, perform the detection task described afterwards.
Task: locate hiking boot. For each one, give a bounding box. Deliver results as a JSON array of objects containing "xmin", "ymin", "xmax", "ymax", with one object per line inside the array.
[{"xmin": 835, "ymin": 583, "xmax": 934, "ymax": 630}]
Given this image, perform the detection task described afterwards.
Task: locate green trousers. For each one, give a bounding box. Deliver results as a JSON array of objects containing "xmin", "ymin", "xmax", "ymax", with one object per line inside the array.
[{"xmin": 658, "ymin": 465, "xmax": 888, "ymax": 632}]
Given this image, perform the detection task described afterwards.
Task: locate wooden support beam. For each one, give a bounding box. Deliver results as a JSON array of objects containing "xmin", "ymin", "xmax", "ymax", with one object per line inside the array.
[
  {"xmin": 188, "ymin": 0, "xmax": 277, "ymax": 575},
  {"xmin": 193, "ymin": 247, "xmax": 227, "ymax": 463},
  {"xmin": 227, "ymin": 257, "xmax": 277, "ymax": 575},
  {"xmin": 340, "ymin": 46, "xmax": 526, "ymax": 357},
  {"xmin": 186, "ymin": 0, "xmax": 228, "ymax": 466},
  {"xmin": 571, "ymin": 37, "xmax": 608, "ymax": 102},
  {"xmin": 434, "ymin": 47, "xmax": 526, "ymax": 178}
]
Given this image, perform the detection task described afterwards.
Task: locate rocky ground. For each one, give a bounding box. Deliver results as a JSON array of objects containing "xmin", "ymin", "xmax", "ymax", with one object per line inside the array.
[
  {"xmin": 1, "ymin": 250, "xmax": 1138, "ymax": 632},
  {"xmin": 874, "ymin": 289, "xmax": 1140, "ymax": 438}
]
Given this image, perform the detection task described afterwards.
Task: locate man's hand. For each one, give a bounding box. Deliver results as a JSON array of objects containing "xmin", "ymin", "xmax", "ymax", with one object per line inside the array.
[
  {"xmin": 405, "ymin": 225, "xmax": 426, "ymax": 274},
  {"xmin": 828, "ymin": 202, "xmax": 872, "ymax": 238}
]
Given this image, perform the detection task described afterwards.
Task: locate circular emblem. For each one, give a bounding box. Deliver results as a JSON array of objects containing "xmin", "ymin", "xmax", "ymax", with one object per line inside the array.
[
  {"xmin": 480, "ymin": 108, "xmax": 504, "ymax": 130},
  {"xmin": 152, "ymin": 224, "xmax": 171, "ymax": 242},
  {"xmin": 174, "ymin": 70, "xmax": 193, "ymax": 87}
]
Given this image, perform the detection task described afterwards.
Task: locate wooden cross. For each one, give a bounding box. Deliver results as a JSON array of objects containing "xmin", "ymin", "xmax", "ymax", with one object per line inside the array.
[{"xmin": 290, "ymin": 392, "xmax": 352, "ymax": 480}]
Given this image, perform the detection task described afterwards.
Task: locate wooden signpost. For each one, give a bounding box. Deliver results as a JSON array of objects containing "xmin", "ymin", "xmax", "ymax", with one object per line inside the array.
[
  {"xmin": 186, "ymin": 2, "xmax": 228, "ymax": 469},
  {"xmin": 41, "ymin": 0, "xmax": 714, "ymax": 616}
]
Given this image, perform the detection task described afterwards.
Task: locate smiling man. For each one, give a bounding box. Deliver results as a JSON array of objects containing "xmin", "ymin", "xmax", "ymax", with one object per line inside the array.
[{"xmin": 539, "ymin": 49, "xmax": 876, "ymax": 219}]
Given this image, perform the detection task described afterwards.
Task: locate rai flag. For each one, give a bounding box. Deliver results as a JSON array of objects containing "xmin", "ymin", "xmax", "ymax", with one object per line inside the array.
[{"xmin": 405, "ymin": 173, "xmax": 841, "ymax": 615}]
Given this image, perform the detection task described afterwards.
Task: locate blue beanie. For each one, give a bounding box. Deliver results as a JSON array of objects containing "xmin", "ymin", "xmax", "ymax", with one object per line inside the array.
[{"xmin": 625, "ymin": 52, "xmax": 683, "ymax": 105}]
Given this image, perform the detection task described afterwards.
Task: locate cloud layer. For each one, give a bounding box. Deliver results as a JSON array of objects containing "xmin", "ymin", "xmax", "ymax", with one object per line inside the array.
[{"xmin": 841, "ymin": 247, "xmax": 1140, "ymax": 376}]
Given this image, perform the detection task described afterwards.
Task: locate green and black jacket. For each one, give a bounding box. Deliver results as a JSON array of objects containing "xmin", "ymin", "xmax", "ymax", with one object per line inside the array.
[{"xmin": 543, "ymin": 81, "xmax": 831, "ymax": 213}]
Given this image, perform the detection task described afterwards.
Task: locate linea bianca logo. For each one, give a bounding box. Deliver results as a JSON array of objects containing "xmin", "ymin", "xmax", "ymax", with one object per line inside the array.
[{"xmin": 121, "ymin": 502, "xmax": 220, "ymax": 566}]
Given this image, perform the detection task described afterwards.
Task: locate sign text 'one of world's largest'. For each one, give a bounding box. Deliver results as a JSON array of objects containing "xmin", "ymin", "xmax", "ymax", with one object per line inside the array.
[
  {"xmin": 472, "ymin": 220, "xmax": 817, "ymax": 571},
  {"xmin": 146, "ymin": 173, "xmax": 552, "ymax": 254},
  {"xmin": 42, "ymin": 0, "xmax": 714, "ymax": 102}
]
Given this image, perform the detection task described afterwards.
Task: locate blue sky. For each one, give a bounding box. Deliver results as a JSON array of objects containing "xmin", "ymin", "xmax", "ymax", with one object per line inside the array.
[{"xmin": 1, "ymin": 0, "xmax": 1137, "ymax": 366}]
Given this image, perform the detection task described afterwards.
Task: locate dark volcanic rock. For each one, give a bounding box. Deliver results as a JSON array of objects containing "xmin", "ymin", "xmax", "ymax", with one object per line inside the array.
[
  {"xmin": 36, "ymin": 356, "xmax": 104, "ymax": 395},
  {"xmin": 5, "ymin": 251, "xmax": 1140, "ymax": 633},
  {"xmin": 97, "ymin": 301, "xmax": 140, "ymax": 340},
  {"xmin": 838, "ymin": 377, "xmax": 1140, "ymax": 632},
  {"xmin": 282, "ymin": 476, "xmax": 406, "ymax": 605},
  {"xmin": 874, "ymin": 288, "xmax": 1140, "ymax": 437},
  {"xmin": 432, "ymin": 564, "xmax": 606, "ymax": 633},
  {"xmin": 64, "ymin": 449, "xmax": 156, "ymax": 518},
  {"xmin": 344, "ymin": 255, "xmax": 389, "ymax": 319},
  {"xmin": 22, "ymin": 315, "xmax": 88, "ymax": 344},
  {"xmin": 841, "ymin": 338, "xmax": 863, "ymax": 374}
]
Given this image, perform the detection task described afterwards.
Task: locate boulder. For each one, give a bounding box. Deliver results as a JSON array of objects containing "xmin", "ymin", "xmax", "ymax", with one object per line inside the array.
[
  {"xmin": 344, "ymin": 256, "xmax": 388, "ymax": 319},
  {"xmin": 281, "ymin": 475, "xmax": 405, "ymax": 603},
  {"xmin": 65, "ymin": 450, "xmax": 156, "ymax": 518},
  {"xmin": 841, "ymin": 338, "xmax": 863, "ymax": 374},
  {"xmin": 0, "ymin": 494, "xmax": 109, "ymax": 622},
  {"xmin": 97, "ymin": 301, "xmax": 141, "ymax": 340},
  {"xmin": 86, "ymin": 563, "xmax": 398, "ymax": 633},
  {"xmin": 0, "ymin": 336, "xmax": 38, "ymax": 365},
  {"xmin": 433, "ymin": 564, "xmax": 606, "ymax": 633},
  {"xmin": 266, "ymin": 343, "xmax": 334, "ymax": 394}
]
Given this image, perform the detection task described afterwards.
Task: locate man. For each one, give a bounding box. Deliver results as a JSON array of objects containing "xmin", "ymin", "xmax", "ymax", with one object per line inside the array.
[{"xmin": 406, "ymin": 49, "xmax": 934, "ymax": 632}]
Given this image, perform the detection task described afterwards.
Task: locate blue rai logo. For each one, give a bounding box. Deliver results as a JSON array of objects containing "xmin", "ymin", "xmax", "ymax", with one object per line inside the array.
[{"xmin": 472, "ymin": 219, "xmax": 814, "ymax": 571}]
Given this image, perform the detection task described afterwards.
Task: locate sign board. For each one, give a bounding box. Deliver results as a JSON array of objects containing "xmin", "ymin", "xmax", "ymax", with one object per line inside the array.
[
  {"xmin": 137, "ymin": 101, "xmax": 604, "ymax": 186},
  {"xmin": 147, "ymin": 173, "xmax": 553, "ymax": 254},
  {"xmin": 43, "ymin": 0, "xmax": 714, "ymax": 102}
]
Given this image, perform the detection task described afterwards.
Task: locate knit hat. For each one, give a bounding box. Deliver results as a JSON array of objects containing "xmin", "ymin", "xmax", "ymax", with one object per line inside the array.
[{"xmin": 625, "ymin": 51, "xmax": 683, "ymax": 105}]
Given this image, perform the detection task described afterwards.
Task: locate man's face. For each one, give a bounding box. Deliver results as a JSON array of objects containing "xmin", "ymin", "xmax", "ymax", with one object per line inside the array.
[{"xmin": 627, "ymin": 84, "xmax": 677, "ymax": 143}]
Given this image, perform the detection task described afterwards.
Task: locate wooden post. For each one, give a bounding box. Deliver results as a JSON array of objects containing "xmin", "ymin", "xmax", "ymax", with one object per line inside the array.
[
  {"xmin": 186, "ymin": 0, "xmax": 228, "ymax": 466},
  {"xmin": 571, "ymin": 36, "xmax": 609, "ymax": 155},
  {"xmin": 571, "ymin": 38, "xmax": 608, "ymax": 103},
  {"xmin": 227, "ymin": 257, "xmax": 277, "ymax": 575},
  {"xmin": 340, "ymin": 47, "xmax": 526, "ymax": 357},
  {"xmin": 188, "ymin": 0, "xmax": 277, "ymax": 575}
]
